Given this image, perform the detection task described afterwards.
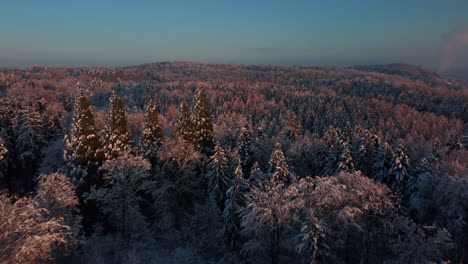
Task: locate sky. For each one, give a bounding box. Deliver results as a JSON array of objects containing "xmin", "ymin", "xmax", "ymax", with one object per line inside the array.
[{"xmin": 0, "ymin": 0, "xmax": 467, "ymax": 71}]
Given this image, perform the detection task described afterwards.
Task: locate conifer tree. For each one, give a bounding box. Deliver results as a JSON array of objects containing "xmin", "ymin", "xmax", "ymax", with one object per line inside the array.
[
  {"xmin": 357, "ymin": 131, "xmax": 380, "ymax": 176},
  {"xmin": 139, "ymin": 99, "xmax": 164, "ymax": 164},
  {"xmin": 207, "ymin": 142, "xmax": 231, "ymax": 210},
  {"xmin": 373, "ymin": 137, "xmax": 394, "ymax": 183},
  {"xmin": 335, "ymin": 142, "xmax": 355, "ymax": 174},
  {"xmin": 282, "ymin": 110, "xmax": 302, "ymax": 140},
  {"xmin": 249, "ymin": 161, "xmax": 266, "ymax": 184},
  {"xmin": 238, "ymin": 125, "xmax": 253, "ymax": 178},
  {"xmin": 323, "ymin": 126, "xmax": 344, "ymax": 176},
  {"xmin": 222, "ymin": 163, "xmax": 248, "ymax": 252},
  {"xmin": 269, "ymin": 143, "xmax": 293, "ymax": 185},
  {"xmin": 64, "ymin": 90, "xmax": 105, "ymax": 170},
  {"xmin": 445, "ymin": 131, "xmax": 462, "ymax": 155},
  {"xmin": 343, "ymin": 121, "xmax": 354, "ymax": 141},
  {"xmin": 192, "ymin": 86, "xmax": 215, "ymax": 155},
  {"xmin": 0, "ymin": 137, "xmax": 7, "ymax": 164},
  {"xmin": 14, "ymin": 112, "xmax": 41, "ymax": 193},
  {"xmin": 174, "ymin": 100, "xmax": 195, "ymax": 144},
  {"xmin": 105, "ymin": 90, "xmax": 133, "ymax": 159},
  {"xmin": 388, "ymin": 140, "xmax": 410, "ymax": 192}
]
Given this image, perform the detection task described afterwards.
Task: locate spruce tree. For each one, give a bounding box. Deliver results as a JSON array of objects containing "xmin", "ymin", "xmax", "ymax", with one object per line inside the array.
[
  {"xmin": 207, "ymin": 142, "xmax": 231, "ymax": 210},
  {"xmin": 388, "ymin": 140, "xmax": 410, "ymax": 192},
  {"xmin": 238, "ymin": 125, "xmax": 253, "ymax": 178},
  {"xmin": 139, "ymin": 99, "xmax": 164, "ymax": 164},
  {"xmin": 373, "ymin": 137, "xmax": 394, "ymax": 183},
  {"xmin": 282, "ymin": 110, "xmax": 302, "ymax": 140},
  {"xmin": 335, "ymin": 142, "xmax": 355, "ymax": 174},
  {"xmin": 15, "ymin": 112, "xmax": 41, "ymax": 193},
  {"xmin": 192, "ymin": 86, "xmax": 215, "ymax": 155},
  {"xmin": 105, "ymin": 90, "xmax": 133, "ymax": 159},
  {"xmin": 445, "ymin": 131, "xmax": 462, "ymax": 155},
  {"xmin": 269, "ymin": 143, "xmax": 293, "ymax": 185},
  {"xmin": 0, "ymin": 137, "xmax": 7, "ymax": 164},
  {"xmin": 64, "ymin": 90, "xmax": 105, "ymax": 168},
  {"xmin": 222, "ymin": 163, "xmax": 247, "ymax": 252},
  {"xmin": 174, "ymin": 101, "xmax": 195, "ymax": 144},
  {"xmin": 357, "ymin": 131, "xmax": 380, "ymax": 177},
  {"xmin": 249, "ymin": 161, "xmax": 266, "ymax": 185}
]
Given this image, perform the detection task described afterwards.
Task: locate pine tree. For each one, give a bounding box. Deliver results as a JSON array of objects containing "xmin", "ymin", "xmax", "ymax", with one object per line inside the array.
[
  {"xmin": 14, "ymin": 112, "xmax": 41, "ymax": 193},
  {"xmin": 249, "ymin": 161, "xmax": 266, "ymax": 185},
  {"xmin": 323, "ymin": 126, "xmax": 344, "ymax": 176},
  {"xmin": 192, "ymin": 86, "xmax": 215, "ymax": 155},
  {"xmin": 373, "ymin": 137, "xmax": 394, "ymax": 183},
  {"xmin": 139, "ymin": 99, "xmax": 164, "ymax": 164},
  {"xmin": 64, "ymin": 90, "xmax": 105, "ymax": 170},
  {"xmin": 207, "ymin": 143, "xmax": 231, "ymax": 210},
  {"xmin": 0, "ymin": 137, "xmax": 7, "ymax": 164},
  {"xmin": 388, "ymin": 140, "xmax": 410, "ymax": 192},
  {"xmin": 445, "ymin": 131, "xmax": 462, "ymax": 155},
  {"xmin": 335, "ymin": 142, "xmax": 355, "ymax": 174},
  {"xmin": 222, "ymin": 163, "xmax": 248, "ymax": 252},
  {"xmin": 174, "ymin": 100, "xmax": 196, "ymax": 144},
  {"xmin": 357, "ymin": 131, "xmax": 380, "ymax": 177},
  {"xmin": 282, "ymin": 110, "xmax": 302, "ymax": 140},
  {"xmin": 105, "ymin": 90, "xmax": 133, "ymax": 159},
  {"xmin": 238, "ymin": 125, "xmax": 253, "ymax": 178},
  {"xmin": 343, "ymin": 121, "xmax": 354, "ymax": 141},
  {"xmin": 269, "ymin": 143, "xmax": 293, "ymax": 185}
]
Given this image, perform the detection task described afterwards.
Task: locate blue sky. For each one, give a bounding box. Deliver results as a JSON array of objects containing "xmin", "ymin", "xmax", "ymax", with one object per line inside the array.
[{"xmin": 0, "ymin": 0, "xmax": 467, "ymax": 68}]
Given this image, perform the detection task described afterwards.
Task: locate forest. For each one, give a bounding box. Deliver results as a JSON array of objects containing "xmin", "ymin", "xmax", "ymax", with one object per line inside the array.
[{"xmin": 0, "ymin": 62, "xmax": 467, "ymax": 264}]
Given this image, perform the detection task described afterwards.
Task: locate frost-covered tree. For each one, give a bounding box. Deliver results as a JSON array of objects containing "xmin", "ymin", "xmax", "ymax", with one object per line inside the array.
[
  {"xmin": 445, "ymin": 130, "xmax": 462, "ymax": 155},
  {"xmin": 281, "ymin": 110, "xmax": 302, "ymax": 140},
  {"xmin": 335, "ymin": 142, "xmax": 355, "ymax": 174},
  {"xmin": 105, "ymin": 90, "xmax": 133, "ymax": 159},
  {"xmin": 356, "ymin": 130, "xmax": 380, "ymax": 177},
  {"xmin": 0, "ymin": 173, "xmax": 80, "ymax": 264},
  {"xmin": 222, "ymin": 164, "xmax": 248, "ymax": 252},
  {"xmin": 323, "ymin": 126, "xmax": 344, "ymax": 176},
  {"xmin": 192, "ymin": 86, "xmax": 215, "ymax": 155},
  {"xmin": 0, "ymin": 137, "xmax": 7, "ymax": 165},
  {"xmin": 153, "ymin": 138, "xmax": 202, "ymax": 229},
  {"xmin": 249, "ymin": 161, "xmax": 266, "ymax": 185},
  {"xmin": 269, "ymin": 143, "xmax": 293, "ymax": 185},
  {"xmin": 174, "ymin": 100, "xmax": 196, "ymax": 145},
  {"xmin": 138, "ymin": 99, "xmax": 164, "ymax": 164},
  {"xmin": 238, "ymin": 125, "xmax": 253, "ymax": 177},
  {"xmin": 36, "ymin": 172, "xmax": 82, "ymax": 246},
  {"xmin": 207, "ymin": 142, "xmax": 231, "ymax": 210},
  {"xmin": 14, "ymin": 112, "xmax": 41, "ymax": 193},
  {"xmin": 64, "ymin": 90, "xmax": 105, "ymax": 186},
  {"xmin": 388, "ymin": 140, "xmax": 410, "ymax": 192},
  {"xmin": 242, "ymin": 181, "xmax": 302, "ymax": 264},
  {"xmin": 373, "ymin": 137, "xmax": 394, "ymax": 183},
  {"xmin": 87, "ymin": 151, "xmax": 152, "ymax": 243}
]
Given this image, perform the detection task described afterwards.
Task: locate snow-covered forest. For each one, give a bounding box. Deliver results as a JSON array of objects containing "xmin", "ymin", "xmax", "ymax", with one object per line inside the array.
[{"xmin": 0, "ymin": 62, "xmax": 467, "ymax": 263}]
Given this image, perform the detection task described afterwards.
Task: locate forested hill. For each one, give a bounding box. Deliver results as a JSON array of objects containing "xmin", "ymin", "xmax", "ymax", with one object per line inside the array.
[{"xmin": 0, "ymin": 62, "xmax": 467, "ymax": 263}]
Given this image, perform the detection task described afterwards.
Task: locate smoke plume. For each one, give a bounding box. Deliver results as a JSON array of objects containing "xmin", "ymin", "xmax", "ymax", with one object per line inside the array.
[{"xmin": 438, "ymin": 25, "xmax": 468, "ymax": 73}]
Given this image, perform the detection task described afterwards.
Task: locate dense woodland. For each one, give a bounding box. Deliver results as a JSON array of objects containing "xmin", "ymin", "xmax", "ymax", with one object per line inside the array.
[{"xmin": 0, "ymin": 62, "xmax": 467, "ymax": 264}]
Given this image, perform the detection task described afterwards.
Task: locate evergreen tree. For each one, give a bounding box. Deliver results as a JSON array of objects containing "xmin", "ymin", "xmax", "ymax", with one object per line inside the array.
[
  {"xmin": 335, "ymin": 142, "xmax": 355, "ymax": 174},
  {"xmin": 222, "ymin": 163, "xmax": 248, "ymax": 252},
  {"xmin": 445, "ymin": 131, "xmax": 462, "ymax": 155},
  {"xmin": 357, "ymin": 131, "xmax": 380, "ymax": 177},
  {"xmin": 192, "ymin": 86, "xmax": 215, "ymax": 155},
  {"xmin": 282, "ymin": 110, "xmax": 302, "ymax": 140},
  {"xmin": 269, "ymin": 143, "xmax": 293, "ymax": 185},
  {"xmin": 323, "ymin": 126, "xmax": 344, "ymax": 176},
  {"xmin": 0, "ymin": 137, "xmax": 7, "ymax": 164},
  {"xmin": 14, "ymin": 112, "xmax": 41, "ymax": 193},
  {"xmin": 207, "ymin": 142, "xmax": 231, "ymax": 210},
  {"xmin": 139, "ymin": 99, "xmax": 164, "ymax": 164},
  {"xmin": 238, "ymin": 125, "xmax": 253, "ymax": 178},
  {"xmin": 373, "ymin": 137, "xmax": 394, "ymax": 183},
  {"xmin": 64, "ymin": 90, "xmax": 104, "ymax": 195},
  {"xmin": 343, "ymin": 121, "xmax": 354, "ymax": 141},
  {"xmin": 105, "ymin": 90, "xmax": 133, "ymax": 159},
  {"xmin": 174, "ymin": 100, "xmax": 196, "ymax": 144},
  {"xmin": 249, "ymin": 161, "xmax": 266, "ymax": 185},
  {"xmin": 388, "ymin": 140, "xmax": 410, "ymax": 192}
]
